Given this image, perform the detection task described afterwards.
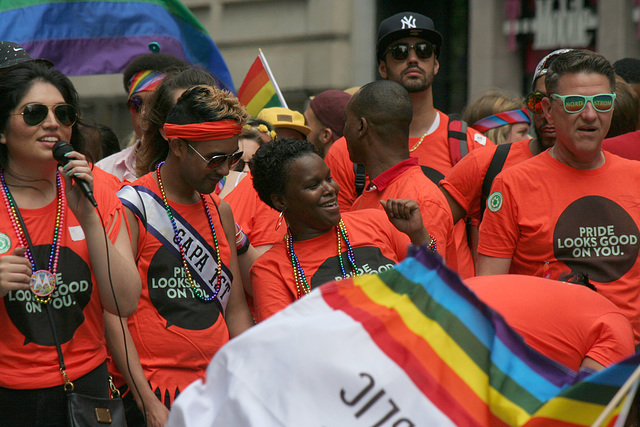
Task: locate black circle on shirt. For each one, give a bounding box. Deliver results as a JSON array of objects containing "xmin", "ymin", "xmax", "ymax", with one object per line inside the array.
[
  {"xmin": 310, "ymin": 246, "xmax": 396, "ymax": 289},
  {"xmin": 553, "ymin": 196, "xmax": 639, "ymax": 282},
  {"xmin": 5, "ymin": 245, "xmax": 93, "ymax": 346},
  {"xmin": 147, "ymin": 244, "xmax": 222, "ymax": 331}
]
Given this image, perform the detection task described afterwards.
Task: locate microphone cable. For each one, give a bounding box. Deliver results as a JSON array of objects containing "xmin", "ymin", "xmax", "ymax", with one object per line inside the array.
[{"xmin": 94, "ymin": 186, "xmax": 149, "ymax": 426}]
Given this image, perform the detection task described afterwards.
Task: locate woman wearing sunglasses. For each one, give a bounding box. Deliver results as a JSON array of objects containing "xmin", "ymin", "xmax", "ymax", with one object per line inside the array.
[
  {"xmin": 250, "ymin": 138, "xmax": 432, "ymax": 322},
  {"xmin": 0, "ymin": 62, "xmax": 141, "ymax": 424},
  {"xmin": 107, "ymin": 84, "xmax": 254, "ymax": 426}
]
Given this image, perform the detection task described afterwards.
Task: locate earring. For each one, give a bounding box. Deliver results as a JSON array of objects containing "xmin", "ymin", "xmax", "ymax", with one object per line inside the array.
[{"xmin": 275, "ymin": 210, "xmax": 285, "ymax": 231}]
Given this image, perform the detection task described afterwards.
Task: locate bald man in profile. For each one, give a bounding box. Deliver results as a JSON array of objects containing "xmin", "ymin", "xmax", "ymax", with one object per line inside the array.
[{"xmin": 344, "ymin": 80, "xmax": 457, "ymax": 271}]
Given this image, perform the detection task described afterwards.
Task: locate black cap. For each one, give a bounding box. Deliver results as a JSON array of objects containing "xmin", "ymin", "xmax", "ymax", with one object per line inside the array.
[
  {"xmin": 0, "ymin": 41, "xmax": 53, "ymax": 70},
  {"xmin": 376, "ymin": 12, "xmax": 443, "ymax": 61}
]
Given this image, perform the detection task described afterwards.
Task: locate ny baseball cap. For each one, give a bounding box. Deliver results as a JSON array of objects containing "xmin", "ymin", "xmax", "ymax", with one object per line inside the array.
[
  {"xmin": 376, "ymin": 12, "xmax": 443, "ymax": 61},
  {"xmin": 0, "ymin": 41, "xmax": 53, "ymax": 70},
  {"xmin": 257, "ymin": 107, "xmax": 311, "ymax": 136},
  {"xmin": 531, "ymin": 48, "xmax": 573, "ymax": 91}
]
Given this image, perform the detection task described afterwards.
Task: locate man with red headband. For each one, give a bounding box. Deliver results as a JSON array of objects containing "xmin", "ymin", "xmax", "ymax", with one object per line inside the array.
[
  {"xmin": 105, "ymin": 85, "xmax": 254, "ymax": 426},
  {"xmin": 96, "ymin": 51, "xmax": 189, "ymax": 181}
]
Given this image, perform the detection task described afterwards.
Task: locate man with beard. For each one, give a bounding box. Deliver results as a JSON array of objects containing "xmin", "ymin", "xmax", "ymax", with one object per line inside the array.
[
  {"xmin": 326, "ymin": 12, "xmax": 489, "ymax": 278},
  {"xmin": 439, "ymin": 49, "xmax": 569, "ymax": 226}
]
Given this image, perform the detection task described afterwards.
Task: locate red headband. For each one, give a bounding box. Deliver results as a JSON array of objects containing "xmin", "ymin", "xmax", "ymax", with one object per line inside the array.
[{"xmin": 163, "ymin": 120, "xmax": 243, "ymax": 141}]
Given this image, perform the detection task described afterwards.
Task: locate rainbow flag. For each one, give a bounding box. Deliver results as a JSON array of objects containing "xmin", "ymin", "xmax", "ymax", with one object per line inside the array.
[
  {"xmin": 167, "ymin": 246, "xmax": 640, "ymax": 426},
  {"xmin": 0, "ymin": 0, "xmax": 234, "ymax": 92},
  {"xmin": 237, "ymin": 49, "xmax": 287, "ymax": 117},
  {"xmin": 525, "ymin": 358, "xmax": 640, "ymax": 426}
]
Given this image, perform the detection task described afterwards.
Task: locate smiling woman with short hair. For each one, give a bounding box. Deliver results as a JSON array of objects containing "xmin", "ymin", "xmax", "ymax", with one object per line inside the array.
[{"xmin": 249, "ymin": 138, "xmax": 432, "ymax": 322}]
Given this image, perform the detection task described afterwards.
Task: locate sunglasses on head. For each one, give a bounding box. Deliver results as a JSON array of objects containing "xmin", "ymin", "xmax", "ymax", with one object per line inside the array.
[
  {"xmin": 187, "ymin": 143, "xmax": 243, "ymax": 169},
  {"xmin": 127, "ymin": 96, "xmax": 143, "ymax": 114},
  {"xmin": 387, "ymin": 42, "xmax": 435, "ymax": 61},
  {"xmin": 551, "ymin": 93, "xmax": 616, "ymax": 114},
  {"xmin": 526, "ymin": 91, "xmax": 546, "ymax": 115},
  {"xmin": 13, "ymin": 103, "xmax": 77, "ymax": 127}
]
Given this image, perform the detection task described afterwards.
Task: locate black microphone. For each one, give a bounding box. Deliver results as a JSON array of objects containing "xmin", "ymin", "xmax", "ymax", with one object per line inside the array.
[{"xmin": 52, "ymin": 141, "xmax": 98, "ymax": 207}]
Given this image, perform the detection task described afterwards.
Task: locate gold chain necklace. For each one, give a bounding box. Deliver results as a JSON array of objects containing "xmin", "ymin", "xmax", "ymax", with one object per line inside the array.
[{"xmin": 409, "ymin": 133, "xmax": 428, "ymax": 152}]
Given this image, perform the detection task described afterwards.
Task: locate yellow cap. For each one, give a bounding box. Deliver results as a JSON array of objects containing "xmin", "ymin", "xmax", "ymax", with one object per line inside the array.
[{"xmin": 256, "ymin": 107, "xmax": 310, "ymax": 136}]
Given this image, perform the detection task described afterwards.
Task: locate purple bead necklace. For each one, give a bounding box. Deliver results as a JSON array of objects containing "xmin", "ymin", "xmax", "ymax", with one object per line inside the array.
[{"xmin": 1, "ymin": 170, "xmax": 64, "ymax": 304}]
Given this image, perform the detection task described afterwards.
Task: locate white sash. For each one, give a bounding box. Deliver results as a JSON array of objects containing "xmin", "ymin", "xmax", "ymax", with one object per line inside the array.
[{"xmin": 118, "ymin": 185, "xmax": 232, "ymax": 312}]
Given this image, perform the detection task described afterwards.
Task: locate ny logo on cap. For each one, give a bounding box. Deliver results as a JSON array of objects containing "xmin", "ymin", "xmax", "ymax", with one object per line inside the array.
[{"xmin": 401, "ymin": 15, "xmax": 416, "ymax": 29}]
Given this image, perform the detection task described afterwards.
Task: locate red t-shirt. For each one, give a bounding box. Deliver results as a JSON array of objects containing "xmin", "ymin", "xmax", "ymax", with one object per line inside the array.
[
  {"xmin": 478, "ymin": 151, "xmax": 640, "ymax": 342},
  {"xmin": 602, "ymin": 130, "xmax": 640, "ymax": 161},
  {"xmin": 440, "ymin": 138, "xmax": 534, "ymax": 221},
  {"xmin": 466, "ymin": 275, "xmax": 635, "ymax": 371},
  {"xmin": 225, "ymin": 171, "xmax": 284, "ymax": 248},
  {"xmin": 325, "ymin": 111, "xmax": 490, "ymax": 278},
  {"xmin": 115, "ymin": 173, "xmax": 233, "ymax": 405},
  {"xmin": 0, "ymin": 178, "xmax": 123, "ymax": 389},
  {"xmin": 325, "ymin": 111, "xmax": 490, "ymax": 210},
  {"xmin": 351, "ymin": 159, "xmax": 457, "ymax": 271},
  {"xmin": 251, "ymin": 209, "xmax": 410, "ymax": 322},
  {"xmin": 92, "ymin": 164, "xmax": 123, "ymax": 192}
]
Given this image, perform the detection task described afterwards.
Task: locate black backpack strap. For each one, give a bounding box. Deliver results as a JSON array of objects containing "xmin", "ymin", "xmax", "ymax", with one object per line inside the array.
[
  {"xmin": 448, "ymin": 118, "xmax": 469, "ymax": 166},
  {"xmin": 354, "ymin": 163, "xmax": 366, "ymax": 196},
  {"xmin": 480, "ymin": 143, "xmax": 512, "ymax": 219}
]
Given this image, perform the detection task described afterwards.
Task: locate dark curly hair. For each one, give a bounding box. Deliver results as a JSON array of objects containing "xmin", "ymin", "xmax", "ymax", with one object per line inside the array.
[
  {"xmin": 558, "ymin": 271, "xmax": 597, "ymax": 292},
  {"xmin": 0, "ymin": 62, "xmax": 85, "ymax": 169},
  {"xmin": 250, "ymin": 138, "xmax": 318, "ymax": 209}
]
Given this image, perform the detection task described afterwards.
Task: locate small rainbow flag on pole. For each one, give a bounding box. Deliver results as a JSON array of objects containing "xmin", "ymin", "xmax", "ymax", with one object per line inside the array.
[
  {"xmin": 166, "ymin": 246, "xmax": 640, "ymax": 426},
  {"xmin": 0, "ymin": 0, "xmax": 234, "ymax": 92},
  {"xmin": 237, "ymin": 49, "xmax": 287, "ymax": 117}
]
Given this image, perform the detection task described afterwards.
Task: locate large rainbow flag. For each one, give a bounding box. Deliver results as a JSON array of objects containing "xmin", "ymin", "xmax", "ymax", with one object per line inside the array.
[
  {"xmin": 0, "ymin": 0, "xmax": 234, "ymax": 92},
  {"xmin": 237, "ymin": 49, "xmax": 287, "ymax": 117},
  {"xmin": 167, "ymin": 246, "xmax": 639, "ymax": 426}
]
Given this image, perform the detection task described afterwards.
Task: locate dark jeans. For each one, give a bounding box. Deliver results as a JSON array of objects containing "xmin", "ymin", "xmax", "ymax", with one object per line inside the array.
[{"xmin": 0, "ymin": 362, "xmax": 109, "ymax": 426}]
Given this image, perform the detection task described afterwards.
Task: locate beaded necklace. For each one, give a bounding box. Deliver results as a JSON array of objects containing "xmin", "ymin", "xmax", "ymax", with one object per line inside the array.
[
  {"xmin": 0, "ymin": 170, "xmax": 64, "ymax": 304},
  {"xmin": 286, "ymin": 219, "xmax": 358, "ymax": 299},
  {"xmin": 156, "ymin": 162, "xmax": 222, "ymax": 302}
]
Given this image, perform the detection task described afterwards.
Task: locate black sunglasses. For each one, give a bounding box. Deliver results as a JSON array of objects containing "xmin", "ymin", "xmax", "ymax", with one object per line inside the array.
[
  {"xmin": 387, "ymin": 42, "xmax": 435, "ymax": 61},
  {"xmin": 187, "ymin": 143, "xmax": 244, "ymax": 169},
  {"xmin": 127, "ymin": 96, "xmax": 143, "ymax": 113},
  {"xmin": 13, "ymin": 103, "xmax": 77, "ymax": 127}
]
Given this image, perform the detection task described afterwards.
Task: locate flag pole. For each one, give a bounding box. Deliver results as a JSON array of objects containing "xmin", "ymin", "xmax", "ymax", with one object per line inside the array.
[
  {"xmin": 591, "ymin": 363, "xmax": 640, "ymax": 426},
  {"xmin": 258, "ymin": 48, "xmax": 288, "ymax": 108}
]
